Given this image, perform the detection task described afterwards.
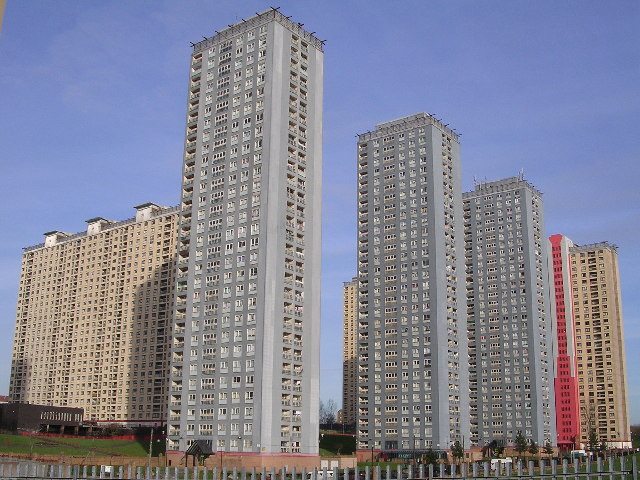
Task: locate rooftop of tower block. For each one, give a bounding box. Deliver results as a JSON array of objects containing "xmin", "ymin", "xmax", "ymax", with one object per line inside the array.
[
  {"xmin": 462, "ymin": 175, "xmax": 543, "ymax": 198},
  {"xmin": 357, "ymin": 113, "xmax": 459, "ymax": 142},
  {"xmin": 191, "ymin": 8, "xmax": 324, "ymax": 54},
  {"xmin": 23, "ymin": 204, "xmax": 179, "ymax": 252},
  {"xmin": 570, "ymin": 241, "xmax": 618, "ymax": 253}
]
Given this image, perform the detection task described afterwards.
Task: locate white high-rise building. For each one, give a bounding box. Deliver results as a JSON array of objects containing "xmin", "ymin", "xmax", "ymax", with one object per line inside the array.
[
  {"xmin": 356, "ymin": 114, "xmax": 470, "ymax": 454},
  {"xmin": 166, "ymin": 9, "xmax": 323, "ymax": 458},
  {"xmin": 464, "ymin": 177, "xmax": 556, "ymax": 446}
]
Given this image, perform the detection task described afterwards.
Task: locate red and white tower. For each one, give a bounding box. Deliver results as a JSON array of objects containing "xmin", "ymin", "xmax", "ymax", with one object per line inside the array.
[{"xmin": 548, "ymin": 234, "xmax": 581, "ymax": 450}]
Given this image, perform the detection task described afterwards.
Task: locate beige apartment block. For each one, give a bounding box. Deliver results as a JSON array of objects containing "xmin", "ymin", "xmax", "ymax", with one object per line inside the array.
[
  {"xmin": 570, "ymin": 242, "xmax": 631, "ymax": 448},
  {"xmin": 9, "ymin": 203, "xmax": 178, "ymax": 425},
  {"xmin": 342, "ymin": 277, "xmax": 358, "ymax": 427}
]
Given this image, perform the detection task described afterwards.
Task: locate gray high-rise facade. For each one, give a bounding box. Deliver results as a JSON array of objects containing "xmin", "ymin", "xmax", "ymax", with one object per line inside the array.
[
  {"xmin": 464, "ymin": 176, "xmax": 556, "ymax": 446},
  {"xmin": 356, "ymin": 114, "xmax": 470, "ymax": 453},
  {"xmin": 167, "ymin": 10, "xmax": 323, "ymax": 456}
]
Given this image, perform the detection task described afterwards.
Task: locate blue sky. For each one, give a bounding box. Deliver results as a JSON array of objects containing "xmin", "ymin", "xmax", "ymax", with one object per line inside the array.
[{"xmin": 0, "ymin": 1, "xmax": 638, "ymax": 423}]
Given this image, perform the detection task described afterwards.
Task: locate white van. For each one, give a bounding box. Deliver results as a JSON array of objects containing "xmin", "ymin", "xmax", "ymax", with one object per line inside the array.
[{"xmin": 570, "ymin": 450, "xmax": 592, "ymax": 459}]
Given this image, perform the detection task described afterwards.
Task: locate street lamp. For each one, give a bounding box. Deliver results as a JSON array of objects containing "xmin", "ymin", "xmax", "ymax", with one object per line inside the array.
[
  {"xmin": 148, "ymin": 425, "xmax": 154, "ymax": 472},
  {"xmin": 370, "ymin": 439, "xmax": 374, "ymax": 464}
]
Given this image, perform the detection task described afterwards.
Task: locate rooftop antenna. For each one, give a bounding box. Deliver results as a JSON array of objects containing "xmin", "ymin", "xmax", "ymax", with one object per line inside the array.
[
  {"xmin": 189, "ymin": 42, "xmax": 195, "ymax": 47},
  {"xmin": 473, "ymin": 175, "xmax": 478, "ymax": 188},
  {"xmin": 519, "ymin": 168, "xmax": 524, "ymax": 181}
]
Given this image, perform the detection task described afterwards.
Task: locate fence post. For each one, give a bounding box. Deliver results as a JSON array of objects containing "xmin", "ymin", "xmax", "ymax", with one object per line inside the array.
[
  {"xmin": 365, "ymin": 465, "xmax": 370, "ymax": 480},
  {"xmin": 376, "ymin": 465, "xmax": 381, "ymax": 480},
  {"xmin": 597, "ymin": 457, "xmax": 603, "ymax": 480},
  {"xmin": 631, "ymin": 456, "xmax": 637, "ymax": 480},
  {"xmin": 482, "ymin": 462, "xmax": 488, "ymax": 478},
  {"xmin": 204, "ymin": 467, "xmax": 209, "ymax": 480}
]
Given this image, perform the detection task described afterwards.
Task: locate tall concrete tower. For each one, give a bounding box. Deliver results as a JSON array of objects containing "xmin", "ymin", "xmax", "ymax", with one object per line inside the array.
[
  {"xmin": 342, "ymin": 277, "xmax": 358, "ymax": 428},
  {"xmin": 464, "ymin": 176, "xmax": 556, "ymax": 446},
  {"xmin": 166, "ymin": 9, "xmax": 323, "ymax": 462},
  {"xmin": 548, "ymin": 234, "xmax": 580, "ymax": 450},
  {"xmin": 356, "ymin": 113, "xmax": 469, "ymax": 454},
  {"xmin": 569, "ymin": 242, "xmax": 631, "ymax": 448}
]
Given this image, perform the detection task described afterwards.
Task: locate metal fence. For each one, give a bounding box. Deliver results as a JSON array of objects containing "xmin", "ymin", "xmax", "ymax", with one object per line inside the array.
[{"xmin": 0, "ymin": 456, "xmax": 636, "ymax": 480}]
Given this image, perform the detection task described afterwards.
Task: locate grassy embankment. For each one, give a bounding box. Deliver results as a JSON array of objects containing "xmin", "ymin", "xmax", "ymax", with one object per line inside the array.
[{"xmin": 0, "ymin": 433, "xmax": 151, "ymax": 457}]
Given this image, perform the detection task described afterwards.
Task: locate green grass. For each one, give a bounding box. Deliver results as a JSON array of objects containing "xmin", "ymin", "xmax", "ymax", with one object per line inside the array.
[
  {"xmin": 319, "ymin": 433, "xmax": 356, "ymax": 456},
  {"xmin": 320, "ymin": 448, "xmax": 335, "ymax": 457},
  {"xmin": 0, "ymin": 433, "xmax": 152, "ymax": 457}
]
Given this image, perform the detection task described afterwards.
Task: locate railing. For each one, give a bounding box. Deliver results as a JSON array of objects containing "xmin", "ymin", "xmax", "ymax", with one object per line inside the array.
[{"xmin": 0, "ymin": 456, "xmax": 636, "ymax": 480}]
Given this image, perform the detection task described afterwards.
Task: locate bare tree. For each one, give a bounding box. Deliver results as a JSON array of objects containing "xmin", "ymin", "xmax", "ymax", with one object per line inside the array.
[{"xmin": 320, "ymin": 399, "xmax": 337, "ymax": 426}]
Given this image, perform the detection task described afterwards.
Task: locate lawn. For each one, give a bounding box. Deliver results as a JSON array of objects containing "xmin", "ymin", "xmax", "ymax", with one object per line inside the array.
[
  {"xmin": 0, "ymin": 433, "xmax": 150, "ymax": 457},
  {"xmin": 319, "ymin": 432, "xmax": 356, "ymax": 456}
]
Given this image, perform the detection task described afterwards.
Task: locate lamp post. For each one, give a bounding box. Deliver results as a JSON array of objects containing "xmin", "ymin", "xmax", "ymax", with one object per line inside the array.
[
  {"xmin": 370, "ymin": 439, "xmax": 374, "ymax": 464},
  {"xmin": 148, "ymin": 425, "xmax": 154, "ymax": 472}
]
